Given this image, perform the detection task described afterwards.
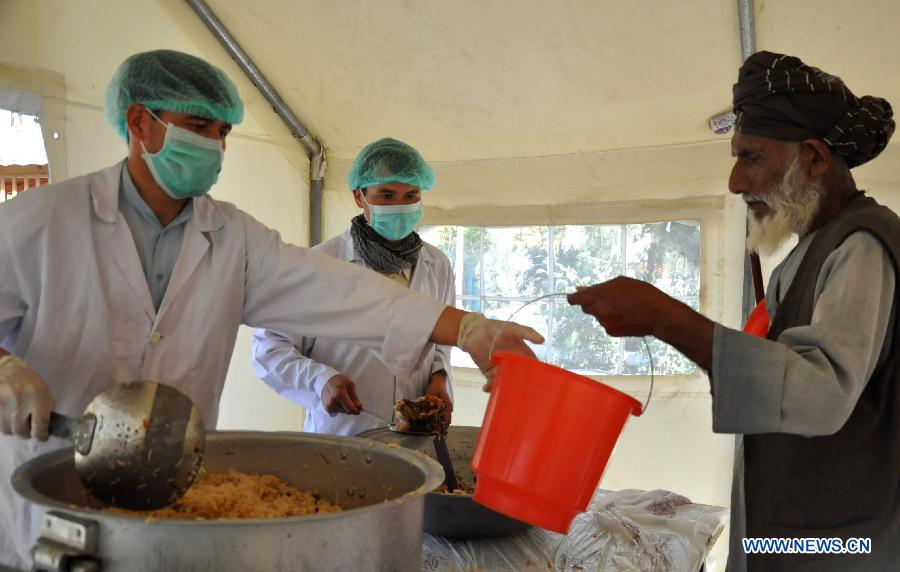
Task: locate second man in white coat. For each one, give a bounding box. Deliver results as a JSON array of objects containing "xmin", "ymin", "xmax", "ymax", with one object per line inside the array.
[{"xmin": 253, "ymin": 138, "xmax": 456, "ymax": 435}]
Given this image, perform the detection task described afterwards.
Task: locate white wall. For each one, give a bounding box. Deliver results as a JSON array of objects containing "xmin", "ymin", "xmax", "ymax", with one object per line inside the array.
[{"xmin": 0, "ymin": 0, "xmax": 310, "ymax": 432}]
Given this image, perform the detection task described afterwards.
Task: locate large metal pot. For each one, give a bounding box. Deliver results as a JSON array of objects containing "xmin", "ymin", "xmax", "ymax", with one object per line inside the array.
[
  {"xmin": 12, "ymin": 431, "xmax": 443, "ymax": 572},
  {"xmin": 357, "ymin": 426, "xmax": 531, "ymax": 539}
]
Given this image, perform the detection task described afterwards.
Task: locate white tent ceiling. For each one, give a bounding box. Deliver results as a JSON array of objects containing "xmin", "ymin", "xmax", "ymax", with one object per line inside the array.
[
  {"xmin": 202, "ymin": 0, "xmax": 744, "ymax": 162},
  {"xmin": 154, "ymin": 0, "xmax": 899, "ymax": 210},
  {"xmin": 189, "ymin": 0, "xmax": 898, "ymax": 165}
]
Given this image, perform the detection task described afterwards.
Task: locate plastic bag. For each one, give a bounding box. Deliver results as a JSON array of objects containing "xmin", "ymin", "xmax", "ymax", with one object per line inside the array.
[{"xmin": 421, "ymin": 489, "xmax": 727, "ymax": 572}]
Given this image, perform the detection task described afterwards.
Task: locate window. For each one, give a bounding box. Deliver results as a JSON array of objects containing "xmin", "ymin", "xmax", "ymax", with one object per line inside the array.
[
  {"xmin": 420, "ymin": 222, "xmax": 701, "ymax": 375},
  {"xmin": 0, "ymin": 109, "xmax": 49, "ymax": 203}
]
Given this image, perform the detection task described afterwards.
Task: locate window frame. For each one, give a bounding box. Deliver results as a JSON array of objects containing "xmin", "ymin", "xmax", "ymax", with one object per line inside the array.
[
  {"xmin": 424, "ymin": 221, "xmax": 701, "ymax": 375},
  {"xmin": 420, "ymin": 195, "xmax": 738, "ymax": 389}
]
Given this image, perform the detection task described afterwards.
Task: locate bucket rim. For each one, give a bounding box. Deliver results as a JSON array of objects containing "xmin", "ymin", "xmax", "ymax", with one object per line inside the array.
[{"xmin": 491, "ymin": 351, "xmax": 644, "ymax": 416}]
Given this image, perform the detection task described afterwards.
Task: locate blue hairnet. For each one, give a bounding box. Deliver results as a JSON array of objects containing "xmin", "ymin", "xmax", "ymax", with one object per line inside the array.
[
  {"xmin": 347, "ymin": 138, "xmax": 435, "ymax": 191},
  {"xmin": 105, "ymin": 49, "xmax": 244, "ymax": 140}
]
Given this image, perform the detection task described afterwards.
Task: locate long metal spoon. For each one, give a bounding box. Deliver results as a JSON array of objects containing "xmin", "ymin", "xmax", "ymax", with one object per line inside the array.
[
  {"xmin": 359, "ymin": 408, "xmax": 393, "ymax": 427},
  {"xmin": 432, "ymin": 432, "xmax": 459, "ymax": 492},
  {"xmin": 43, "ymin": 381, "xmax": 205, "ymax": 510}
]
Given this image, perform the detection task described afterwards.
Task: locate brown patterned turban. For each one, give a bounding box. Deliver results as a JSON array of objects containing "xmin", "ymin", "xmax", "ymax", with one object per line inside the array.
[{"xmin": 733, "ymin": 51, "xmax": 894, "ymax": 168}]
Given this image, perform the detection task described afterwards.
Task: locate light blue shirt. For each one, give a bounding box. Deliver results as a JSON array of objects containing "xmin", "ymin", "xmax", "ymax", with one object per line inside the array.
[{"xmin": 118, "ymin": 165, "xmax": 193, "ymax": 310}]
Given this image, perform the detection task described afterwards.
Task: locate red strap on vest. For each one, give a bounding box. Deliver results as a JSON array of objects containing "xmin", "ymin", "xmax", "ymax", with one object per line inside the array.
[{"xmin": 743, "ymin": 299, "xmax": 769, "ymax": 338}]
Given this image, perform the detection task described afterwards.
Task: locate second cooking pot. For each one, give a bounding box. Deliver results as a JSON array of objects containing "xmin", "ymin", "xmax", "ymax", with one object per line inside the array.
[{"xmin": 357, "ymin": 425, "xmax": 531, "ymax": 538}]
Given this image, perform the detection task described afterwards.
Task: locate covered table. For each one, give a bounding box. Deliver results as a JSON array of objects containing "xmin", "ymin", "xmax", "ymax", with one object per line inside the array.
[{"xmin": 422, "ymin": 489, "xmax": 727, "ymax": 571}]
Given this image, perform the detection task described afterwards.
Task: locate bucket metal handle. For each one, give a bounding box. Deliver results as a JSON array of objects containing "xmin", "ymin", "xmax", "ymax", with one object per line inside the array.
[{"xmin": 488, "ymin": 292, "xmax": 655, "ymax": 414}]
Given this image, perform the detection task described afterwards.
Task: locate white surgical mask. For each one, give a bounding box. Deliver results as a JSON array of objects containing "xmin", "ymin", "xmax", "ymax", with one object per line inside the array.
[{"xmin": 140, "ymin": 109, "xmax": 224, "ymax": 199}]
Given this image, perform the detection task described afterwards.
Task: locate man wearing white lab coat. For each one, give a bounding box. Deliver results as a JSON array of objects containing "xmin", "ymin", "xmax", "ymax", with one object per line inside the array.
[
  {"xmin": 0, "ymin": 50, "xmax": 542, "ymax": 568},
  {"xmin": 253, "ymin": 138, "xmax": 456, "ymax": 436}
]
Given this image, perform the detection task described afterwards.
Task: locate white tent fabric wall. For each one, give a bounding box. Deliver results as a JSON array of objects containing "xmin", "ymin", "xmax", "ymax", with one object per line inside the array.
[{"xmin": 2, "ymin": 0, "xmax": 900, "ymax": 568}]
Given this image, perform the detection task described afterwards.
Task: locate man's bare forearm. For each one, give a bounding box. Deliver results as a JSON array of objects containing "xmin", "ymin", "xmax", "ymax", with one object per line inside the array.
[{"xmin": 653, "ymin": 298, "xmax": 715, "ymax": 371}]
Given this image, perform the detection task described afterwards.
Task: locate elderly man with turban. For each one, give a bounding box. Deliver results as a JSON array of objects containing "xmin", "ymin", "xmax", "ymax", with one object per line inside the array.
[
  {"xmin": 569, "ymin": 52, "xmax": 897, "ymax": 571},
  {"xmin": 0, "ymin": 50, "xmax": 542, "ymax": 568},
  {"xmin": 252, "ymin": 138, "xmax": 457, "ymax": 435}
]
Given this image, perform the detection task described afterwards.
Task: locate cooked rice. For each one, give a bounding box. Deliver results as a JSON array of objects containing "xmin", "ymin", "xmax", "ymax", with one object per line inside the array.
[{"xmin": 109, "ymin": 470, "xmax": 342, "ymax": 519}]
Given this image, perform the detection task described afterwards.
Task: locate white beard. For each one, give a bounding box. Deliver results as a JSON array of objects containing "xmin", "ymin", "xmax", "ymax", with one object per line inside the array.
[{"xmin": 746, "ymin": 155, "xmax": 823, "ymax": 256}]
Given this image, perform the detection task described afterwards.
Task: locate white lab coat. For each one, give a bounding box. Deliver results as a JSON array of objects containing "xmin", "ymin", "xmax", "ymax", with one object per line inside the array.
[
  {"xmin": 252, "ymin": 229, "xmax": 455, "ymax": 435},
  {"xmin": 0, "ymin": 162, "xmax": 447, "ymax": 568}
]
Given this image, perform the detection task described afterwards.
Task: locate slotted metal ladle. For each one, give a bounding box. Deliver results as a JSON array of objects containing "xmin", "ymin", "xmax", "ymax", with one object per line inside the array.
[{"xmin": 45, "ymin": 380, "xmax": 205, "ymax": 510}]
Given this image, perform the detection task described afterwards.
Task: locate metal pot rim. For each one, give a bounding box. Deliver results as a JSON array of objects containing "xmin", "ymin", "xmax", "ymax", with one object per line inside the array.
[{"xmin": 12, "ymin": 430, "xmax": 445, "ymax": 526}]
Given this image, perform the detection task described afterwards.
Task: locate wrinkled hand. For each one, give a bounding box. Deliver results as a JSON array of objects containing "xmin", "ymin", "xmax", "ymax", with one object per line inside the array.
[
  {"xmin": 424, "ymin": 371, "xmax": 453, "ymax": 426},
  {"xmin": 458, "ymin": 313, "xmax": 544, "ymax": 390},
  {"xmin": 0, "ymin": 355, "xmax": 54, "ymax": 440},
  {"xmin": 569, "ymin": 276, "xmax": 716, "ymax": 371},
  {"xmin": 567, "ymin": 276, "xmax": 674, "ymax": 337},
  {"xmin": 321, "ymin": 374, "xmax": 362, "ymax": 415}
]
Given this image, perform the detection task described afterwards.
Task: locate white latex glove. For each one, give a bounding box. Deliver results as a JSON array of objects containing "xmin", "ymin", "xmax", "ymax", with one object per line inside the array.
[
  {"xmin": 0, "ymin": 355, "xmax": 54, "ymax": 440},
  {"xmin": 457, "ymin": 312, "xmax": 544, "ymax": 390}
]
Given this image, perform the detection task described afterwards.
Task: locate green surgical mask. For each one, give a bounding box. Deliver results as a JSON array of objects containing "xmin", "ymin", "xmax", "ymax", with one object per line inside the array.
[
  {"xmin": 141, "ymin": 110, "xmax": 224, "ymax": 199},
  {"xmin": 361, "ymin": 194, "xmax": 423, "ymax": 241}
]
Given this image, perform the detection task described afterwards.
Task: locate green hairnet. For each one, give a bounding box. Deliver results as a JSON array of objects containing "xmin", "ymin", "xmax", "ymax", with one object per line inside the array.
[
  {"xmin": 105, "ymin": 49, "xmax": 244, "ymax": 140},
  {"xmin": 347, "ymin": 138, "xmax": 435, "ymax": 191}
]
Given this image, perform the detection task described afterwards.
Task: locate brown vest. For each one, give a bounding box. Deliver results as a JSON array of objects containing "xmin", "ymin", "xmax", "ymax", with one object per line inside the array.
[{"xmin": 744, "ymin": 194, "xmax": 900, "ymax": 571}]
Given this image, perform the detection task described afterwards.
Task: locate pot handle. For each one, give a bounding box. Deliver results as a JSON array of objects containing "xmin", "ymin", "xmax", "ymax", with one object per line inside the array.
[{"xmin": 31, "ymin": 511, "xmax": 102, "ymax": 571}]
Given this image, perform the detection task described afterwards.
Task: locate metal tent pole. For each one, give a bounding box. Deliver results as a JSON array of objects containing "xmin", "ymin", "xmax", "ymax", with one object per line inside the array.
[{"xmin": 185, "ymin": 0, "xmax": 326, "ymax": 245}]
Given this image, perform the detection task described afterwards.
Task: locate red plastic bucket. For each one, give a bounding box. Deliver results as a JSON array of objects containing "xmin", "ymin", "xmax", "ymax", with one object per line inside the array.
[{"xmin": 471, "ymin": 352, "xmax": 643, "ymax": 533}]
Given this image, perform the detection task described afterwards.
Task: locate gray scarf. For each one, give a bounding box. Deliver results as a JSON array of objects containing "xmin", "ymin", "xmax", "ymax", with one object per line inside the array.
[{"xmin": 350, "ymin": 214, "xmax": 422, "ymax": 274}]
